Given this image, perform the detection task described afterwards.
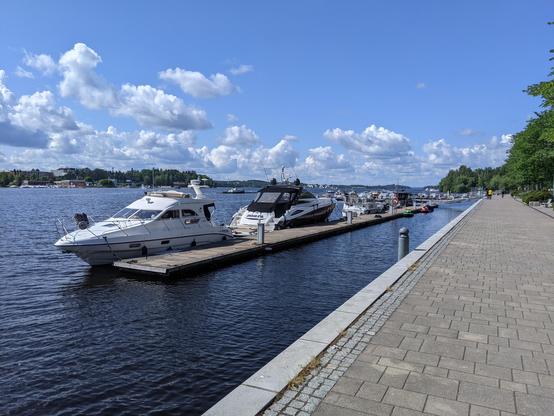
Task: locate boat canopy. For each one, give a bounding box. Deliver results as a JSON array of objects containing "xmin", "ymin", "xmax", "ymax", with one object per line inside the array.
[{"xmin": 247, "ymin": 185, "xmax": 302, "ymax": 215}]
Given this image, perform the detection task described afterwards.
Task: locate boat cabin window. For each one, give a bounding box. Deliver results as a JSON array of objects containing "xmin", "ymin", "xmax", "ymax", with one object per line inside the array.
[
  {"xmin": 181, "ymin": 209, "xmax": 198, "ymax": 217},
  {"xmin": 161, "ymin": 210, "xmax": 180, "ymax": 219},
  {"xmin": 129, "ymin": 209, "xmax": 162, "ymax": 220},
  {"xmin": 280, "ymin": 192, "xmax": 291, "ymax": 202},
  {"xmin": 203, "ymin": 203, "xmax": 215, "ymax": 221},
  {"xmin": 299, "ymin": 191, "xmax": 315, "ymax": 199},
  {"xmin": 112, "ymin": 207, "xmax": 139, "ymax": 219}
]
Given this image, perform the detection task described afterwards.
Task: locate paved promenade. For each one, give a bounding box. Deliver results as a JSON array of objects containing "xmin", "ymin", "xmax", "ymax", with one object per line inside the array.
[{"xmin": 269, "ymin": 197, "xmax": 554, "ymax": 416}]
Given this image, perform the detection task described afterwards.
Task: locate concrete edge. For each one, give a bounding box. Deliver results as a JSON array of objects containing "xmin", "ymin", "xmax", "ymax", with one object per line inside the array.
[
  {"xmin": 513, "ymin": 196, "xmax": 554, "ymax": 220},
  {"xmin": 202, "ymin": 199, "xmax": 482, "ymax": 416}
]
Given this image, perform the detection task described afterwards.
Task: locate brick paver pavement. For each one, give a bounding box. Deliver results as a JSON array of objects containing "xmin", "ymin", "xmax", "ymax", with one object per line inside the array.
[{"xmin": 270, "ymin": 197, "xmax": 554, "ymax": 416}]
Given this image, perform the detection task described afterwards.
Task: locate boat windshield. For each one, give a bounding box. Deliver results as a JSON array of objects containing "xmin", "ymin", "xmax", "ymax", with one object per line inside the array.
[
  {"xmin": 256, "ymin": 192, "xmax": 282, "ymax": 203},
  {"xmin": 111, "ymin": 208, "xmax": 161, "ymax": 220}
]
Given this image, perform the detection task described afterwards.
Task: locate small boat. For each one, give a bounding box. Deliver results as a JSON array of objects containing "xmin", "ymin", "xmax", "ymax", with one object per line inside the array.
[
  {"xmin": 223, "ymin": 187, "xmax": 245, "ymax": 194},
  {"xmin": 54, "ymin": 180, "xmax": 233, "ymax": 266},
  {"xmin": 403, "ymin": 209, "xmax": 415, "ymax": 217},
  {"xmin": 230, "ymin": 184, "xmax": 336, "ymax": 234},
  {"xmin": 342, "ymin": 192, "xmax": 386, "ymax": 218}
]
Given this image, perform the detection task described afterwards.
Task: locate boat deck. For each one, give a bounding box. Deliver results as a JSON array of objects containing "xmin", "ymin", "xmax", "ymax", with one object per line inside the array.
[{"xmin": 114, "ymin": 208, "xmax": 422, "ymax": 276}]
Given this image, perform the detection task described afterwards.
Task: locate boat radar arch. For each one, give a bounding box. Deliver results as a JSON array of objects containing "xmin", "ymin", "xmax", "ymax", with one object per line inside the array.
[{"xmin": 188, "ymin": 178, "xmax": 208, "ymax": 199}]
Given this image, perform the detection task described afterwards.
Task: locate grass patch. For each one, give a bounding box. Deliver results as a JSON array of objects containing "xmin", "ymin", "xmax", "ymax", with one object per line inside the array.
[{"xmin": 287, "ymin": 355, "xmax": 322, "ymax": 389}]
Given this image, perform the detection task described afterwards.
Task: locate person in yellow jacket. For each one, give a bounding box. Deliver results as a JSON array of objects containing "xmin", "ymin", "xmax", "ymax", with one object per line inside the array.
[{"xmin": 487, "ymin": 189, "xmax": 493, "ymax": 199}]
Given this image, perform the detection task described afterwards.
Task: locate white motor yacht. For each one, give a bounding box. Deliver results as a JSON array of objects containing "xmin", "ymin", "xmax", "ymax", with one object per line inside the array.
[
  {"xmin": 54, "ymin": 180, "xmax": 233, "ymax": 266},
  {"xmin": 229, "ymin": 184, "xmax": 336, "ymax": 234},
  {"xmin": 342, "ymin": 191, "xmax": 386, "ymax": 218}
]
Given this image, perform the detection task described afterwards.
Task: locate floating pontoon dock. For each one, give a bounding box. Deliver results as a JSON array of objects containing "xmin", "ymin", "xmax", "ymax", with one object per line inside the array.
[{"xmin": 114, "ymin": 207, "xmax": 424, "ymax": 276}]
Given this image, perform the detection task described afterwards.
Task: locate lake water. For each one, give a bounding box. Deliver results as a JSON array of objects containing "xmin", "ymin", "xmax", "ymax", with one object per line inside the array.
[{"xmin": 0, "ymin": 188, "xmax": 471, "ymax": 415}]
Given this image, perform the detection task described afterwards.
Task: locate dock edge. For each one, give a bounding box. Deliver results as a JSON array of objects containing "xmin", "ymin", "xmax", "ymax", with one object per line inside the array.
[{"xmin": 202, "ymin": 199, "xmax": 483, "ymax": 416}]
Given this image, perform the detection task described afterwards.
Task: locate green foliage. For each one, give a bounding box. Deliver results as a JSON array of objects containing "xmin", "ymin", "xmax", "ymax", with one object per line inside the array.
[
  {"xmin": 438, "ymin": 165, "xmax": 506, "ymax": 192},
  {"xmin": 98, "ymin": 179, "xmax": 115, "ymax": 187},
  {"xmin": 0, "ymin": 168, "xmax": 213, "ymax": 187},
  {"xmin": 521, "ymin": 190, "xmax": 552, "ymax": 204},
  {"xmin": 440, "ymin": 28, "xmax": 554, "ymax": 192}
]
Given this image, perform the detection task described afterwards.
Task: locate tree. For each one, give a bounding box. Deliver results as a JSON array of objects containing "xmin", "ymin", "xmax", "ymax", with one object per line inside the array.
[
  {"xmin": 99, "ymin": 179, "xmax": 115, "ymax": 187},
  {"xmin": 439, "ymin": 25, "xmax": 554, "ymax": 192}
]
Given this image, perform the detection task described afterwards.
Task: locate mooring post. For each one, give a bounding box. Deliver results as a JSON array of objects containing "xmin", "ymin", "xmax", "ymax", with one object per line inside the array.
[
  {"xmin": 257, "ymin": 222, "xmax": 265, "ymax": 245},
  {"xmin": 398, "ymin": 227, "xmax": 409, "ymax": 260},
  {"xmin": 346, "ymin": 210, "xmax": 353, "ymax": 225}
]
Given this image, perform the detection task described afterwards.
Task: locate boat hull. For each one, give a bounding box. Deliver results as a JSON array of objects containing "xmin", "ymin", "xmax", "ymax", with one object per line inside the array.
[
  {"xmin": 284, "ymin": 203, "xmax": 335, "ymax": 228},
  {"xmin": 57, "ymin": 232, "xmax": 232, "ymax": 266}
]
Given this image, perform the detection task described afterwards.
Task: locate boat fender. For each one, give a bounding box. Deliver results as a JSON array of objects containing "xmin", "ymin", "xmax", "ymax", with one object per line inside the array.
[{"xmin": 191, "ymin": 240, "xmax": 197, "ymax": 247}]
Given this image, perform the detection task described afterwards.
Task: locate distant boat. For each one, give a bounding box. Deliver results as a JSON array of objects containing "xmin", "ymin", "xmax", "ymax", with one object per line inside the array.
[
  {"xmin": 230, "ymin": 184, "xmax": 335, "ymax": 234},
  {"xmin": 334, "ymin": 190, "xmax": 345, "ymax": 201},
  {"xmin": 223, "ymin": 187, "xmax": 245, "ymax": 194}
]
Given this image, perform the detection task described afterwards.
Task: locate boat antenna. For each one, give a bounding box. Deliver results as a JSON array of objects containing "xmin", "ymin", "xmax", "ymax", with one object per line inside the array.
[
  {"xmin": 263, "ymin": 168, "xmax": 270, "ymax": 183},
  {"xmin": 152, "ymin": 167, "xmax": 155, "ymax": 190}
]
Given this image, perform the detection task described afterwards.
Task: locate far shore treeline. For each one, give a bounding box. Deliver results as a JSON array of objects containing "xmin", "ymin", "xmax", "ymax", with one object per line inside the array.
[
  {"xmin": 0, "ymin": 168, "xmax": 213, "ymax": 187},
  {"xmin": 440, "ymin": 26, "xmax": 554, "ymax": 194}
]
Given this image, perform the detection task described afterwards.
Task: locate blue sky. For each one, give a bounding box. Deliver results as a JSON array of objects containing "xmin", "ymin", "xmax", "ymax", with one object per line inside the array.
[{"xmin": 0, "ymin": 0, "xmax": 551, "ymax": 185}]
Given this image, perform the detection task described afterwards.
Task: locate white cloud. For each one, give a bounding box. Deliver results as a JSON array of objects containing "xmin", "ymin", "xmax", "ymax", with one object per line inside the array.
[
  {"xmin": 0, "ymin": 73, "xmax": 65, "ymax": 148},
  {"xmin": 159, "ymin": 67, "xmax": 236, "ymax": 98},
  {"xmin": 229, "ymin": 64, "xmax": 254, "ymax": 75},
  {"xmin": 57, "ymin": 43, "xmax": 211, "ymax": 131},
  {"xmin": 23, "ymin": 52, "xmax": 57, "ymax": 75},
  {"xmin": 324, "ymin": 124, "xmax": 412, "ymax": 159},
  {"xmin": 226, "ymin": 113, "xmax": 239, "ymax": 123},
  {"xmin": 416, "ymin": 82, "xmax": 426, "ymax": 89},
  {"xmin": 9, "ymin": 90, "xmax": 79, "ymax": 133},
  {"xmin": 219, "ymin": 124, "xmax": 259, "ymax": 146},
  {"xmin": 58, "ymin": 43, "xmax": 119, "ymax": 109},
  {"xmin": 424, "ymin": 134, "xmax": 512, "ymax": 168},
  {"xmin": 0, "ymin": 70, "xmax": 13, "ymax": 105},
  {"xmin": 302, "ymin": 146, "xmax": 351, "ymax": 175},
  {"xmin": 15, "ymin": 66, "xmax": 34, "ymax": 79},
  {"xmin": 201, "ymin": 133, "xmax": 298, "ymax": 175},
  {"xmin": 116, "ymin": 84, "xmax": 211, "ymax": 130},
  {"xmin": 459, "ymin": 128, "xmax": 478, "ymax": 137}
]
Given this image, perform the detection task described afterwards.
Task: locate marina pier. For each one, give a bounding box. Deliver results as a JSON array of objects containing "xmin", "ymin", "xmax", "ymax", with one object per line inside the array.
[
  {"xmin": 114, "ymin": 206, "xmax": 426, "ymax": 276},
  {"xmin": 205, "ymin": 197, "xmax": 554, "ymax": 416}
]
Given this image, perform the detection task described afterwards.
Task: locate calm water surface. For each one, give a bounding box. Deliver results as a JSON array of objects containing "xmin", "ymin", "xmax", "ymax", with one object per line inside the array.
[{"xmin": 0, "ymin": 188, "xmax": 471, "ymax": 415}]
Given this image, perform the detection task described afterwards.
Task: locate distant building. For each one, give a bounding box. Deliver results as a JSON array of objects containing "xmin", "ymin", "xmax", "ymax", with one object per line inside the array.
[
  {"xmin": 52, "ymin": 168, "xmax": 76, "ymax": 178},
  {"xmin": 55, "ymin": 179, "xmax": 86, "ymax": 188},
  {"xmin": 21, "ymin": 179, "xmax": 52, "ymax": 186}
]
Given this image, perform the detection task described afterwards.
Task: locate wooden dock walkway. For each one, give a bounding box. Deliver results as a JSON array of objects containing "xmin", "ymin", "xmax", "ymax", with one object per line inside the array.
[{"xmin": 114, "ymin": 208, "xmax": 416, "ymax": 276}]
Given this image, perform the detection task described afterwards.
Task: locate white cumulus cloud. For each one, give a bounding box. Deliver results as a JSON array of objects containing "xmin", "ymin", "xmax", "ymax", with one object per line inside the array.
[
  {"xmin": 229, "ymin": 64, "xmax": 254, "ymax": 75},
  {"xmin": 15, "ymin": 66, "xmax": 34, "ymax": 79},
  {"xmin": 159, "ymin": 67, "xmax": 236, "ymax": 98},
  {"xmin": 116, "ymin": 83, "xmax": 210, "ymax": 130},
  {"xmin": 219, "ymin": 125, "xmax": 259, "ymax": 146},
  {"xmin": 424, "ymin": 134, "xmax": 512, "ymax": 168},
  {"xmin": 324, "ymin": 124, "xmax": 412, "ymax": 159},
  {"xmin": 58, "ymin": 43, "xmax": 210, "ymax": 130},
  {"xmin": 23, "ymin": 51, "xmax": 57, "ymax": 75}
]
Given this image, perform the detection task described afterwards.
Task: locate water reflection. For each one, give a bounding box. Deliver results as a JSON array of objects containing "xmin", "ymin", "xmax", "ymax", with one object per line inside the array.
[{"xmin": 0, "ymin": 187, "xmax": 471, "ymax": 415}]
